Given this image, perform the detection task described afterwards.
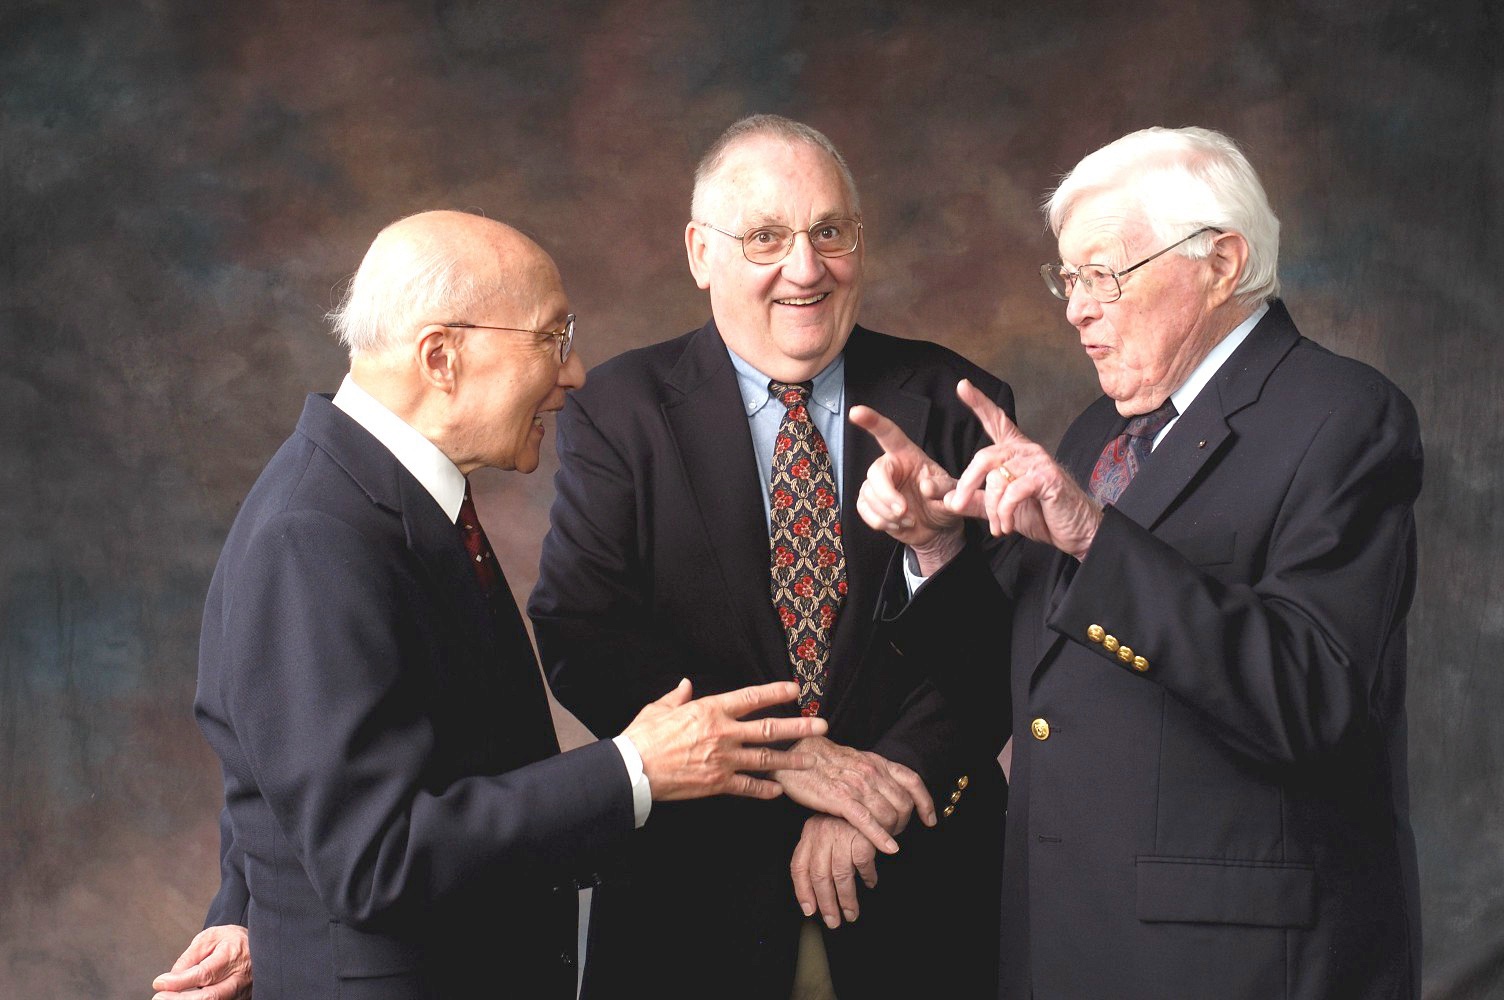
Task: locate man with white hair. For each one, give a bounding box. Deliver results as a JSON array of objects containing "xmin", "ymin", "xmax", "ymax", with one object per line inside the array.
[
  {"xmin": 151, "ymin": 210, "xmax": 830, "ymax": 999},
  {"xmin": 856, "ymin": 127, "xmax": 1422, "ymax": 998}
]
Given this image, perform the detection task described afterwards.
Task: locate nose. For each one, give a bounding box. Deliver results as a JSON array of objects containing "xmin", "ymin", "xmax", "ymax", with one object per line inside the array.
[
  {"xmin": 779, "ymin": 231, "xmax": 825, "ymax": 285},
  {"xmin": 558, "ymin": 349, "xmax": 586, "ymax": 390},
  {"xmin": 1064, "ymin": 279, "xmax": 1100, "ymax": 328}
]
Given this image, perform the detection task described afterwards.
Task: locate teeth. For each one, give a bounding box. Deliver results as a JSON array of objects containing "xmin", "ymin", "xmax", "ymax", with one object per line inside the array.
[
  {"xmin": 532, "ymin": 415, "xmax": 544, "ymax": 426},
  {"xmin": 776, "ymin": 293, "xmax": 828, "ymax": 306}
]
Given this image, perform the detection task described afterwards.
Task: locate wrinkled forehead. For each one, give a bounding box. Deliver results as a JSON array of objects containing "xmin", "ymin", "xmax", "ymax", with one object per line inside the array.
[
  {"xmin": 705, "ymin": 139, "xmax": 856, "ymax": 227},
  {"xmin": 1057, "ymin": 191, "xmax": 1154, "ymax": 265}
]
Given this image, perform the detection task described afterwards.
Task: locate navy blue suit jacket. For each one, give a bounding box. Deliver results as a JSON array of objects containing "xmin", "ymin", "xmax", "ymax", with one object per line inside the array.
[
  {"xmin": 530, "ymin": 323, "xmax": 1012, "ymax": 998},
  {"xmin": 887, "ymin": 302, "xmax": 1423, "ymax": 998},
  {"xmin": 197, "ymin": 394, "xmax": 633, "ymax": 998}
]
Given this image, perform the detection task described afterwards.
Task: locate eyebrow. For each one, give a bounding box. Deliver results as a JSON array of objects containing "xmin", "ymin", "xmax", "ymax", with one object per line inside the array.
[{"xmin": 739, "ymin": 211, "xmax": 848, "ymax": 229}]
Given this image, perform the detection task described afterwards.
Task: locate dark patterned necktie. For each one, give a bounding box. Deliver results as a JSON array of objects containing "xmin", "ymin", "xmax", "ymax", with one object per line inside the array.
[
  {"xmin": 458, "ymin": 481, "xmax": 502, "ymax": 596},
  {"xmin": 768, "ymin": 380, "xmax": 846, "ymax": 717},
  {"xmin": 1088, "ymin": 398, "xmax": 1178, "ymax": 506}
]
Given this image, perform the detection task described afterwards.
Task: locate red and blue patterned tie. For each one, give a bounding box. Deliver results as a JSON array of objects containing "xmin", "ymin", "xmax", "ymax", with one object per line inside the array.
[
  {"xmin": 768, "ymin": 380, "xmax": 846, "ymax": 717},
  {"xmin": 1088, "ymin": 398, "xmax": 1178, "ymax": 506}
]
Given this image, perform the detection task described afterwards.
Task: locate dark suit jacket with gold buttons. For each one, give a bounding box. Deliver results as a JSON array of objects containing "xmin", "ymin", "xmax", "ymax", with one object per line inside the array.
[
  {"xmin": 886, "ymin": 301, "xmax": 1423, "ymax": 999},
  {"xmin": 529, "ymin": 321, "xmax": 1011, "ymax": 999}
]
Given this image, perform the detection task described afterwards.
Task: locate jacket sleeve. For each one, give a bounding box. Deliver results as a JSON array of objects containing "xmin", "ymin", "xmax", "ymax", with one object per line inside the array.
[
  {"xmin": 865, "ymin": 374, "xmax": 1020, "ymax": 782},
  {"xmin": 202, "ymin": 805, "xmax": 249, "ymax": 928},
  {"xmin": 219, "ymin": 509, "xmax": 634, "ymax": 929}
]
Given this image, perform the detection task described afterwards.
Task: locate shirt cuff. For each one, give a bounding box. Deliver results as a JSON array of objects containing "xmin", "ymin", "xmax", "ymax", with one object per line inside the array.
[
  {"xmin": 611, "ymin": 733, "xmax": 652, "ymax": 828},
  {"xmin": 902, "ymin": 546, "xmax": 931, "ymax": 596}
]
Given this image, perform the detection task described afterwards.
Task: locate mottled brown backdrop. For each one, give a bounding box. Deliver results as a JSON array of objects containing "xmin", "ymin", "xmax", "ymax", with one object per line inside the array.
[{"xmin": 2, "ymin": 1, "xmax": 1499, "ymax": 997}]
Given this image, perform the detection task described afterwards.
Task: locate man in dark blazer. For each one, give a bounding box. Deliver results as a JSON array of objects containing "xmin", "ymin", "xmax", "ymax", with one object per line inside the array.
[
  {"xmin": 528, "ymin": 116, "xmax": 1010, "ymax": 997},
  {"xmin": 152, "ymin": 210, "xmax": 829, "ymax": 1000},
  {"xmin": 857, "ymin": 127, "xmax": 1422, "ymax": 998}
]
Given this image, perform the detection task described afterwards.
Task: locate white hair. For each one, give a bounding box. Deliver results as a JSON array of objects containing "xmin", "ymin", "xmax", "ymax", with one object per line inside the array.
[
  {"xmin": 1044, "ymin": 126, "xmax": 1281, "ymax": 305},
  {"xmin": 690, "ymin": 114, "xmax": 861, "ymax": 223},
  {"xmin": 326, "ymin": 217, "xmax": 503, "ymax": 357}
]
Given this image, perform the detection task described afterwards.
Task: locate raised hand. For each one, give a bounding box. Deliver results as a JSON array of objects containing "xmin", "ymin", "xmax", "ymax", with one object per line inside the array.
[
  {"xmin": 949, "ymin": 378, "xmax": 1103, "ymax": 560},
  {"xmin": 622, "ymin": 679, "xmax": 828, "ymax": 801},
  {"xmin": 849, "ymin": 404, "xmax": 965, "ymax": 573}
]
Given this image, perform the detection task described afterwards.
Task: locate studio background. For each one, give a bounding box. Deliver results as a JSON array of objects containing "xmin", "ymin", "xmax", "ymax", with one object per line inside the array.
[{"xmin": 2, "ymin": 1, "xmax": 1499, "ymax": 997}]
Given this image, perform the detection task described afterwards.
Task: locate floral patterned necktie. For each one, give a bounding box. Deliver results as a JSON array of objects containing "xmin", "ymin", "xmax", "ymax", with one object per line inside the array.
[
  {"xmin": 1088, "ymin": 398, "xmax": 1178, "ymax": 506},
  {"xmin": 767, "ymin": 380, "xmax": 847, "ymax": 717}
]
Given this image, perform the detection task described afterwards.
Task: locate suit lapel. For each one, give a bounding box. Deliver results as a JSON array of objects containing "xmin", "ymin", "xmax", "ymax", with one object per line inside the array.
[
  {"xmin": 661, "ymin": 321, "xmax": 790, "ymax": 685},
  {"xmin": 1113, "ymin": 303, "xmax": 1302, "ymax": 530},
  {"xmin": 829, "ymin": 328, "xmax": 925, "ymax": 717}
]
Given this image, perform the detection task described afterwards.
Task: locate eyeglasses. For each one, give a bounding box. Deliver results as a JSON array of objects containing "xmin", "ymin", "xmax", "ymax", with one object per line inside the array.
[
  {"xmin": 1040, "ymin": 227, "xmax": 1223, "ymax": 303},
  {"xmin": 698, "ymin": 218, "xmax": 863, "ymax": 265},
  {"xmin": 443, "ymin": 314, "xmax": 575, "ymax": 364}
]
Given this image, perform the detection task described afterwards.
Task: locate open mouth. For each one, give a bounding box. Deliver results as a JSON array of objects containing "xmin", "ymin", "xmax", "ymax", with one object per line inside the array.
[{"xmin": 774, "ymin": 293, "xmax": 829, "ymax": 307}]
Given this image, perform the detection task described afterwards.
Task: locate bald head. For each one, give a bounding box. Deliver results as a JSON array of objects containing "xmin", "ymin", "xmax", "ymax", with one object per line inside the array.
[{"xmin": 329, "ymin": 210, "xmax": 560, "ymax": 358}]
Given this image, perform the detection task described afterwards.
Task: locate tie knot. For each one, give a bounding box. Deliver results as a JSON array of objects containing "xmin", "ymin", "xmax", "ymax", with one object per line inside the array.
[
  {"xmin": 769, "ymin": 380, "xmax": 813, "ymax": 410},
  {"xmin": 1125, "ymin": 398, "xmax": 1178, "ymax": 440}
]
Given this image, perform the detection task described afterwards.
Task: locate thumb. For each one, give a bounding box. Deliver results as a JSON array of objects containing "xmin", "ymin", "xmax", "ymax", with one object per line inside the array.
[{"xmin": 654, "ymin": 677, "xmax": 693, "ymax": 708}]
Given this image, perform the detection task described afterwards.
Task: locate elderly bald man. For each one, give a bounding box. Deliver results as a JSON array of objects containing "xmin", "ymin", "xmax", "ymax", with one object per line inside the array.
[{"xmin": 151, "ymin": 210, "xmax": 828, "ymax": 1000}]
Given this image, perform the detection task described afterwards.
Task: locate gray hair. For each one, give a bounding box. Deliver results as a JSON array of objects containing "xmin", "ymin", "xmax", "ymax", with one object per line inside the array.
[
  {"xmin": 1044, "ymin": 126, "xmax": 1281, "ymax": 305},
  {"xmin": 327, "ymin": 216, "xmax": 502, "ymax": 357},
  {"xmin": 690, "ymin": 114, "xmax": 861, "ymax": 223}
]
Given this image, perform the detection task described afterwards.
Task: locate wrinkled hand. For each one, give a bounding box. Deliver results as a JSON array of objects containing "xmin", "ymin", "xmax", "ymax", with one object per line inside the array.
[
  {"xmin": 623, "ymin": 679, "xmax": 828, "ymax": 801},
  {"xmin": 849, "ymin": 404, "xmax": 966, "ymax": 574},
  {"xmin": 151, "ymin": 924, "xmax": 251, "ymax": 1000},
  {"xmin": 772, "ymin": 736, "xmax": 936, "ymax": 855},
  {"xmin": 790, "ymin": 815, "xmax": 881, "ymax": 928},
  {"xmin": 948, "ymin": 379, "xmax": 1103, "ymax": 560}
]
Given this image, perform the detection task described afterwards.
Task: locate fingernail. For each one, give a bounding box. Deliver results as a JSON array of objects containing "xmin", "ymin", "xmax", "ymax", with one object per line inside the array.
[
  {"xmin": 843, "ymin": 909, "xmax": 858, "ymax": 923},
  {"xmin": 801, "ymin": 902, "xmax": 815, "ymax": 917},
  {"xmin": 899, "ymin": 518, "xmax": 914, "ymax": 528},
  {"xmin": 825, "ymin": 914, "xmax": 840, "ymax": 929}
]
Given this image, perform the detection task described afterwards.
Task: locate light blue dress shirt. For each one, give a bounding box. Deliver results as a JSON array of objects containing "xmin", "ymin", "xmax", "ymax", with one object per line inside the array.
[{"xmin": 725, "ymin": 348, "xmax": 846, "ymax": 527}]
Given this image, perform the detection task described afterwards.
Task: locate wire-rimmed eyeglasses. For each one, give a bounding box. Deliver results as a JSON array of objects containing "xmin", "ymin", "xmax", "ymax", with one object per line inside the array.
[
  {"xmin": 1040, "ymin": 227, "xmax": 1223, "ymax": 303},
  {"xmin": 698, "ymin": 218, "xmax": 863, "ymax": 265},
  {"xmin": 442, "ymin": 314, "xmax": 575, "ymax": 364}
]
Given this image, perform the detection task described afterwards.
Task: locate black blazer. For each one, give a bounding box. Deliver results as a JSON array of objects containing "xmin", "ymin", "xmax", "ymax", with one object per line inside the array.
[
  {"xmin": 888, "ymin": 302, "xmax": 1423, "ymax": 999},
  {"xmin": 196, "ymin": 394, "xmax": 634, "ymax": 999},
  {"xmin": 530, "ymin": 322, "xmax": 1013, "ymax": 998}
]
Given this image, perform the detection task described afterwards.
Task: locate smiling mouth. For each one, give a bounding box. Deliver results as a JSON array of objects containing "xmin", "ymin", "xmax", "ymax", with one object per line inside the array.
[{"xmin": 775, "ymin": 293, "xmax": 829, "ymax": 306}]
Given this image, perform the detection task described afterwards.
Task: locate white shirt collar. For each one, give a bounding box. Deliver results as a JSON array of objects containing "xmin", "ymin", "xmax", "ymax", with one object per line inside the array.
[
  {"xmin": 1168, "ymin": 302, "xmax": 1269, "ymax": 419},
  {"xmin": 332, "ymin": 373, "xmax": 469, "ymax": 522}
]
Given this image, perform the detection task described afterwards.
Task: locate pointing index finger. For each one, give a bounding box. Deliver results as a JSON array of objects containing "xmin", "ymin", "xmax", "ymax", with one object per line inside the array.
[
  {"xmin": 956, "ymin": 378, "xmax": 1021, "ymax": 445},
  {"xmin": 849, "ymin": 405, "xmax": 919, "ymax": 458}
]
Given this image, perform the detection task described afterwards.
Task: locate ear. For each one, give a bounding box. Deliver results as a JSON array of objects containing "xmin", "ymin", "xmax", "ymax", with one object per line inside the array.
[
  {"xmin": 685, "ymin": 222, "xmax": 713, "ymax": 290},
  {"xmin": 416, "ymin": 323, "xmax": 459, "ymax": 393},
  {"xmin": 1205, "ymin": 231, "xmax": 1249, "ymax": 307}
]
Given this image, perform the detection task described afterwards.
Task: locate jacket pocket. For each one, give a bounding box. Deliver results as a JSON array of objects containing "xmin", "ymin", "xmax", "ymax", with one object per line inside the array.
[
  {"xmin": 1136, "ymin": 855, "xmax": 1315, "ymax": 928},
  {"xmin": 328, "ymin": 920, "xmax": 424, "ymax": 979}
]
